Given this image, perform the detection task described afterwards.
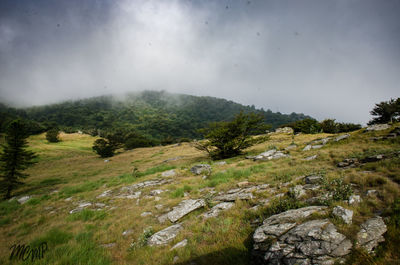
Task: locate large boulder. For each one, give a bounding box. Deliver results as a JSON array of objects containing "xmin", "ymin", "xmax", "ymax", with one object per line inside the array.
[
  {"xmin": 253, "ymin": 207, "xmax": 352, "ymax": 265},
  {"xmin": 332, "ymin": 206, "xmax": 353, "ymax": 224},
  {"xmin": 190, "ymin": 164, "xmax": 211, "ymax": 175},
  {"xmin": 356, "ymin": 216, "xmax": 387, "ymax": 253},
  {"xmin": 147, "ymin": 224, "xmax": 183, "ymax": 246}
]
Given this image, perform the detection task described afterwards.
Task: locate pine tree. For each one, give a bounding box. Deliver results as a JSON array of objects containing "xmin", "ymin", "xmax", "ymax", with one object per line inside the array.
[{"xmin": 0, "ymin": 120, "xmax": 37, "ymax": 199}]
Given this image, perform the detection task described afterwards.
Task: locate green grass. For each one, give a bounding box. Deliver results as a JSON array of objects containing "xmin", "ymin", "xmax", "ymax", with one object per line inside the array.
[
  {"xmin": 0, "ymin": 200, "xmax": 20, "ymax": 216},
  {"xmin": 67, "ymin": 209, "xmax": 107, "ymax": 222},
  {"xmin": 137, "ymin": 164, "xmax": 176, "ymax": 177},
  {"xmin": 61, "ymin": 179, "xmax": 107, "ymax": 197},
  {"xmin": 206, "ymin": 164, "xmax": 269, "ymax": 187}
]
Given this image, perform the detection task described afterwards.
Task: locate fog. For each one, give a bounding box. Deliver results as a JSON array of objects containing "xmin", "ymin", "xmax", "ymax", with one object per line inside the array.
[{"xmin": 0, "ymin": 0, "xmax": 399, "ymax": 124}]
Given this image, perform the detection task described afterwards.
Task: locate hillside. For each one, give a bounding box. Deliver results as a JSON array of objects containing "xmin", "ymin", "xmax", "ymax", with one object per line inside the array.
[
  {"xmin": 21, "ymin": 91, "xmax": 310, "ymax": 140},
  {"xmin": 0, "ymin": 124, "xmax": 399, "ymax": 264}
]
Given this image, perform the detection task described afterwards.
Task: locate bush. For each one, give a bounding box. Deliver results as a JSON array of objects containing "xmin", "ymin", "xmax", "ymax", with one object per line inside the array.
[
  {"xmin": 92, "ymin": 139, "xmax": 116, "ymax": 158},
  {"xmin": 195, "ymin": 112, "xmax": 270, "ymax": 159},
  {"xmin": 46, "ymin": 128, "xmax": 60, "ymax": 142},
  {"xmin": 368, "ymin": 97, "xmax": 400, "ymax": 125},
  {"xmin": 284, "ymin": 118, "xmax": 321, "ymax": 134}
]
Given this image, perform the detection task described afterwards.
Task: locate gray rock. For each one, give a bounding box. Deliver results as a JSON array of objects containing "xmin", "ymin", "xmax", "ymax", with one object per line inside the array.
[
  {"xmin": 170, "ymin": 239, "xmax": 188, "ymax": 250},
  {"xmin": 253, "ymin": 150, "xmax": 289, "ymax": 161},
  {"xmin": 332, "ymin": 206, "xmax": 353, "ymax": 224},
  {"xmin": 115, "ymin": 191, "xmax": 141, "ymax": 199},
  {"xmin": 290, "ymin": 185, "xmax": 306, "ymax": 199},
  {"xmin": 69, "ymin": 202, "xmax": 92, "ymax": 214},
  {"xmin": 162, "ymin": 170, "xmax": 176, "ymax": 177},
  {"xmin": 141, "ymin": 211, "xmax": 153, "ymax": 217},
  {"xmin": 97, "ymin": 190, "xmax": 112, "ymax": 198},
  {"xmin": 202, "ymin": 202, "xmax": 234, "ymax": 219},
  {"xmin": 312, "ymin": 144, "xmax": 324, "ymax": 149},
  {"xmin": 148, "ymin": 224, "xmax": 183, "ymax": 246},
  {"xmin": 122, "ymin": 229, "xmax": 133, "ymax": 236},
  {"xmin": 366, "ymin": 190, "xmax": 378, "ymax": 197},
  {"xmin": 163, "ymin": 156, "xmax": 183, "ymax": 163},
  {"xmin": 365, "ymin": 124, "xmax": 390, "ymax": 132},
  {"xmin": 65, "ymin": 197, "xmax": 73, "ymax": 202},
  {"xmin": 190, "ymin": 164, "xmax": 211, "ymax": 175},
  {"xmin": 17, "ymin": 196, "xmax": 31, "ymax": 204},
  {"xmin": 305, "ymin": 175, "xmax": 323, "ymax": 184},
  {"xmin": 348, "ymin": 195, "xmax": 362, "ymax": 205},
  {"xmin": 275, "ymin": 127, "xmax": 294, "ymax": 134},
  {"xmin": 163, "ymin": 199, "xmax": 206, "ymax": 223},
  {"xmin": 214, "ymin": 161, "xmax": 227, "ymax": 165},
  {"xmin": 312, "ymin": 137, "xmax": 331, "ymax": 145},
  {"xmin": 303, "ymin": 155, "xmax": 318, "ymax": 161},
  {"xmin": 303, "ymin": 145, "xmax": 312, "ymax": 151},
  {"xmin": 357, "ymin": 217, "xmax": 387, "ymax": 253},
  {"xmin": 335, "ymin": 134, "xmax": 350, "ymax": 142},
  {"xmin": 121, "ymin": 179, "xmax": 173, "ymax": 193},
  {"xmin": 214, "ymin": 189, "xmax": 254, "ymax": 202},
  {"xmin": 150, "ymin": 189, "xmax": 165, "ymax": 196},
  {"xmin": 254, "ymin": 216, "xmax": 351, "ymax": 265},
  {"xmin": 285, "ymin": 144, "xmax": 297, "ymax": 151}
]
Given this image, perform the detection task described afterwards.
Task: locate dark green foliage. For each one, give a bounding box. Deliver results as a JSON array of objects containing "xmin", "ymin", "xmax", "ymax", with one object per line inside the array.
[
  {"xmin": 46, "ymin": 128, "xmax": 60, "ymax": 142},
  {"xmin": 320, "ymin": 119, "xmax": 361, "ymax": 133},
  {"xmin": 368, "ymin": 97, "xmax": 400, "ymax": 125},
  {"xmin": 0, "ymin": 103, "xmax": 45, "ymax": 135},
  {"xmin": 92, "ymin": 139, "xmax": 115, "ymax": 158},
  {"xmin": 283, "ymin": 118, "xmax": 321, "ymax": 134},
  {"xmin": 322, "ymin": 178, "xmax": 353, "ymax": 201},
  {"xmin": 21, "ymin": 91, "xmax": 310, "ymax": 141},
  {"xmin": 196, "ymin": 112, "xmax": 270, "ymax": 159},
  {"xmin": 0, "ymin": 120, "xmax": 37, "ymax": 199}
]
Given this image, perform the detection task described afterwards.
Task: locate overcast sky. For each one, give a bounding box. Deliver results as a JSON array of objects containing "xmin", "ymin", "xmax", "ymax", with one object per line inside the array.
[{"xmin": 0, "ymin": 0, "xmax": 399, "ymax": 124}]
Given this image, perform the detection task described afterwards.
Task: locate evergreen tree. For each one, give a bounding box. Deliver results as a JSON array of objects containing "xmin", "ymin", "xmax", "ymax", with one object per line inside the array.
[
  {"xmin": 368, "ymin": 98, "xmax": 400, "ymax": 125},
  {"xmin": 0, "ymin": 120, "xmax": 37, "ymax": 199},
  {"xmin": 46, "ymin": 128, "xmax": 60, "ymax": 142}
]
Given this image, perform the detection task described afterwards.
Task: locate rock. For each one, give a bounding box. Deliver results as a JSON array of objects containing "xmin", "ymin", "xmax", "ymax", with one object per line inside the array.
[
  {"xmin": 214, "ymin": 161, "xmax": 227, "ymax": 165},
  {"xmin": 312, "ymin": 137, "xmax": 331, "ymax": 145},
  {"xmin": 122, "ymin": 229, "xmax": 133, "ymax": 236},
  {"xmin": 303, "ymin": 184, "xmax": 321, "ymax": 191},
  {"xmin": 69, "ymin": 202, "xmax": 92, "ymax": 214},
  {"xmin": 162, "ymin": 170, "xmax": 176, "ymax": 177},
  {"xmin": 190, "ymin": 164, "xmax": 211, "ymax": 175},
  {"xmin": 290, "ymin": 185, "xmax": 306, "ymax": 199},
  {"xmin": 366, "ymin": 190, "xmax": 378, "ymax": 197},
  {"xmin": 365, "ymin": 124, "xmax": 390, "ymax": 132},
  {"xmin": 163, "ymin": 156, "xmax": 183, "ymax": 163},
  {"xmin": 150, "ymin": 189, "xmax": 165, "ymax": 196},
  {"xmin": 173, "ymin": 256, "xmax": 180, "ymax": 263},
  {"xmin": 303, "ymin": 155, "xmax": 317, "ymax": 161},
  {"xmin": 332, "ymin": 206, "xmax": 353, "ymax": 224},
  {"xmin": 335, "ymin": 134, "xmax": 350, "ymax": 142},
  {"xmin": 303, "ymin": 145, "xmax": 312, "ymax": 151},
  {"xmin": 65, "ymin": 197, "xmax": 73, "ymax": 202},
  {"xmin": 357, "ymin": 217, "xmax": 387, "ymax": 253},
  {"xmin": 101, "ymin": 243, "xmax": 116, "ymax": 248},
  {"xmin": 104, "ymin": 160, "xmax": 109, "ymax": 163},
  {"xmin": 214, "ymin": 190, "xmax": 254, "ymax": 202},
  {"xmin": 312, "ymin": 144, "xmax": 324, "ymax": 149},
  {"xmin": 141, "ymin": 211, "xmax": 153, "ymax": 217},
  {"xmin": 337, "ymin": 158, "xmax": 359, "ymax": 168},
  {"xmin": 305, "ymin": 175, "xmax": 324, "ymax": 184},
  {"xmin": 237, "ymin": 181, "xmax": 252, "ymax": 188},
  {"xmin": 97, "ymin": 190, "xmax": 112, "ymax": 198},
  {"xmin": 253, "ymin": 149, "xmax": 289, "ymax": 161},
  {"xmin": 202, "ymin": 202, "xmax": 234, "ymax": 219},
  {"xmin": 202, "ymin": 175, "xmax": 207, "ymax": 180},
  {"xmin": 155, "ymin": 204, "xmax": 164, "ymax": 210},
  {"xmin": 116, "ymin": 191, "xmax": 141, "ymax": 199},
  {"xmin": 121, "ymin": 179, "xmax": 173, "ymax": 193},
  {"xmin": 17, "ymin": 196, "xmax": 31, "ymax": 204},
  {"xmin": 285, "ymin": 144, "xmax": 297, "ymax": 151},
  {"xmin": 148, "ymin": 224, "xmax": 183, "ymax": 246},
  {"xmin": 170, "ymin": 239, "xmax": 188, "ymax": 250},
  {"xmin": 95, "ymin": 203, "xmax": 106, "ymax": 208},
  {"xmin": 348, "ymin": 195, "xmax": 362, "ymax": 205},
  {"xmin": 253, "ymin": 215, "xmax": 351, "ymax": 265},
  {"xmin": 162, "ymin": 199, "xmax": 206, "ymax": 223},
  {"xmin": 154, "ymin": 196, "xmax": 161, "ymax": 201},
  {"xmin": 275, "ymin": 127, "xmax": 294, "ymax": 134}
]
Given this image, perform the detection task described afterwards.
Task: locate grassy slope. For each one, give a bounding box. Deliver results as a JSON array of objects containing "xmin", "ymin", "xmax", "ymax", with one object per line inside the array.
[{"xmin": 0, "ymin": 127, "xmax": 399, "ymax": 265}]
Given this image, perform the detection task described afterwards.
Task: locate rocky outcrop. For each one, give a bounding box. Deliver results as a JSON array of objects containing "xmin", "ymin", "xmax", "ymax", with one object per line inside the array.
[
  {"xmin": 253, "ymin": 206, "xmax": 352, "ymax": 265},
  {"xmin": 332, "ymin": 206, "xmax": 353, "ymax": 224},
  {"xmin": 251, "ymin": 149, "xmax": 289, "ymax": 161},
  {"xmin": 190, "ymin": 164, "xmax": 211, "ymax": 175},
  {"xmin": 202, "ymin": 202, "xmax": 234, "ymax": 219},
  {"xmin": 160, "ymin": 199, "xmax": 206, "ymax": 223},
  {"xmin": 357, "ymin": 216, "xmax": 387, "ymax": 253},
  {"xmin": 305, "ymin": 175, "xmax": 324, "ymax": 184},
  {"xmin": 214, "ymin": 188, "xmax": 254, "ymax": 202},
  {"xmin": 365, "ymin": 124, "xmax": 390, "ymax": 132},
  {"xmin": 162, "ymin": 170, "xmax": 176, "ymax": 177},
  {"xmin": 121, "ymin": 179, "xmax": 173, "ymax": 193},
  {"xmin": 147, "ymin": 224, "xmax": 183, "ymax": 246},
  {"xmin": 348, "ymin": 195, "xmax": 362, "ymax": 205},
  {"xmin": 275, "ymin": 127, "xmax": 294, "ymax": 134}
]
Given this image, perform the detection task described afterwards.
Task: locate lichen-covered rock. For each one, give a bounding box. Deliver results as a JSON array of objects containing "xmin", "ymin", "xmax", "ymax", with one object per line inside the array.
[
  {"xmin": 348, "ymin": 195, "xmax": 362, "ymax": 205},
  {"xmin": 190, "ymin": 164, "xmax": 211, "ymax": 175},
  {"xmin": 148, "ymin": 224, "xmax": 183, "ymax": 246},
  {"xmin": 161, "ymin": 199, "xmax": 206, "ymax": 223},
  {"xmin": 290, "ymin": 185, "xmax": 306, "ymax": 199},
  {"xmin": 253, "ymin": 214, "xmax": 352, "ymax": 265},
  {"xmin": 202, "ymin": 202, "xmax": 234, "ymax": 219},
  {"xmin": 332, "ymin": 206, "xmax": 353, "ymax": 224},
  {"xmin": 305, "ymin": 175, "xmax": 324, "ymax": 184},
  {"xmin": 213, "ymin": 189, "xmax": 254, "ymax": 202},
  {"xmin": 357, "ymin": 216, "xmax": 387, "ymax": 253}
]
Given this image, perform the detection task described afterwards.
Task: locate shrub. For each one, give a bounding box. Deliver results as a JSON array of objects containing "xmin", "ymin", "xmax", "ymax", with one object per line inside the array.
[
  {"xmin": 46, "ymin": 128, "xmax": 61, "ymax": 142},
  {"xmin": 196, "ymin": 112, "xmax": 270, "ymax": 159},
  {"xmin": 368, "ymin": 97, "xmax": 400, "ymax": 125},
  {"xmin": 92, "ymin": 138, "xmax": 116, "ymax": 158},
  {"xmin": 284, "ymin": 118, "xmax": 321, "ymax": 134}
]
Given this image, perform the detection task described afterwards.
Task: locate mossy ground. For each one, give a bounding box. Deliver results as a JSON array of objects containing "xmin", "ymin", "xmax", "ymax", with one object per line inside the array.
[{"xmin": 0, "ymin": 127, "xmax": 399, "ymax": 265}]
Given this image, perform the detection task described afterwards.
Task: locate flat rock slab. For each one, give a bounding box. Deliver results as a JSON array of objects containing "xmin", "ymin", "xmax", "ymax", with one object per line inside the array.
[
  {"xmin": 253, "ymin": 150, "xmax": 289, "ymax": 161},
  {"xmin": 214, "ymin": 191, "xmax": 254, "ymax": 202},
  {"xmin": 121, "ymin": 179, "xmax": 172, "ymax": 193},
  {"xmin": 170, "ymin": 239, "xmax": 188, "ymax": 250},
  {"xmin": 148, "ymin": 224, "xmax": 183, "ymax": 246},
  {"xmin": 162, "ymin": 199, "xmax": 206, "ymax": 223},
  {"xmin": 335, "ymin": 134, "xmax": 350, "ymax": 142},
  {"xmin": 162, "ymin": 170, "xmax": 176, "ymax": 177},
  {"xmin": 202, "ymin": 202, "xmax": 234, "ymax": 219},
  {"xmin": 357, "ymin": 216, "xmax": 387, "ymax": 253},
  {"xmin": 17, "ymin": 196, "xmax": 31, "ymax": 204}
]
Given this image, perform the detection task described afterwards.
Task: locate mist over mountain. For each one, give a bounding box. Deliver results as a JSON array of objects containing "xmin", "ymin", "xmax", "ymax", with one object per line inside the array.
[{"xmin": 1, "ymin": 91, "xmax": 311, "ymax": 140}]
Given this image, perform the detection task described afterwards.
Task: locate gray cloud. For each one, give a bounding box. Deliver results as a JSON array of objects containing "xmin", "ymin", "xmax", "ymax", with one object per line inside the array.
[{"xmin": 0, "ymin": 0, "xmax": 399, "ymax": 124}]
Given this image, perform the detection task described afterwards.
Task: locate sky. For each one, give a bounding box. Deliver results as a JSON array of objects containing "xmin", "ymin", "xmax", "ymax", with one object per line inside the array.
[{"xmin": 0, "ymin": 0, "xmax": 399, "ymax": 125}]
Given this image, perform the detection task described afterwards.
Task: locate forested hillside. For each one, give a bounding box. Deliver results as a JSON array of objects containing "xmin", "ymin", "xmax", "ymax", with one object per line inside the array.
[{"xmin": 2, "ymin": 91, "xmax": 310, "ymax": 141}]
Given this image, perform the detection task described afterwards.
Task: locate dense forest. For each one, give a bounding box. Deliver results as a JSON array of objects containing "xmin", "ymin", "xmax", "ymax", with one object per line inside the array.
[{"xmin": 1, "ymin": 91, "xmax": 310, "ymax": 141}]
